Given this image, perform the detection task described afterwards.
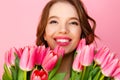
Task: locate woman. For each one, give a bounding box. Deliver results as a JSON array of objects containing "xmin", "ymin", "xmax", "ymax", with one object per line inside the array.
[{"xmin": 36, "ymin": 0, "xmax": 96, "ymax": 79}]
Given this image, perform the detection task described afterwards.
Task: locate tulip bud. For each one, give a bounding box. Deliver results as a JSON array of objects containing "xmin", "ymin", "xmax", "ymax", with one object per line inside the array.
[
  {"xmin": 80, "ymin": 44, "xmax": 95, "ymax": 66},
  {"xmin": 54, "ymin": 45, "xmax": 65, "ymax": 57},
  {"xmin": 101, "ymin": 58, "xmax": 119, "ymax": 77},
  {"xmin": 76, "ymin": 38, "xmax": 86, "ymax": 54},
  {"xmin": 72, "ymin": 51, "xmax": 83, "ymax": 72},
  {"xmin": 42, "ymin": 51, "xmax": 58, "ymax": 72},
  {"xmin": 35, "ymin": 45, "xmax": 49, "ymax": 65},
  {"xmin": 19, "ymin": 46, "xmax": 37, "ymax": 71},
  {"xmin": 30, "ymin": 69, "xmax": 48, "ymax": 80},
  {"xmin": 112, "ymin": 61, "xmax": 120, "ymax": 80},
  {"xmin": 5, "ymin": 47, "xmax": 20, "ymax": 67},
  {"xmin": 94, "ymin": 46, "xmax": 110, "ymax": 65}
]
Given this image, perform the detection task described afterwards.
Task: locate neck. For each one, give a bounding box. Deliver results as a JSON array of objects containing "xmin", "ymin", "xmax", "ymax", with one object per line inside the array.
[{"xmin": 57, "ymin": 53, "xmax": 74, "ymax": 80}]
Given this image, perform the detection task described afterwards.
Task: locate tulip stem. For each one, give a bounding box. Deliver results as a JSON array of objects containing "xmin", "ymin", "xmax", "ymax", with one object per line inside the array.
[
  {"xmin": 35, "ymin": 65, "xmax": 38, "ymax": 69},
  {"xmin": 93, "ymin": 62, "xmax": 97, "ymax": 68},
  {"xmin": 24, "ymin": 71, "xmax": 27, "ymax": 80},
  {"xmin": 81, "ymin": 66, "xmax": 86, "ymax": 80},
  {"xmin": 99, "ymin": 75, "xmax": 104, "ymax": 80}
]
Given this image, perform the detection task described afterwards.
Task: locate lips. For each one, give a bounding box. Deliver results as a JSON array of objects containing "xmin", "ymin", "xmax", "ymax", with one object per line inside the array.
[{"xmin": 54, "ymin": 36, "xmax": 71, "ymax": 46}]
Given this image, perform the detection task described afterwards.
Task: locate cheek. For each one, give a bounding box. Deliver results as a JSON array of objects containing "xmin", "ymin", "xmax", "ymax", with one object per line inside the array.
[
  {"xmin": 44, "ymin": 26, "xmax": 56, "ymax": 39},
  {"xmin": 46, "ymin": 26, "xmax": 54, "ymax": 34},
  {"xmin": 70, "ymin": 27, "xmax": 82, "ymax": 38}
]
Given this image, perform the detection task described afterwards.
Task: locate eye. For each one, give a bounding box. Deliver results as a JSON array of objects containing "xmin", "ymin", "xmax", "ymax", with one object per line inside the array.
[
  {"xmin": 69, "ymin": 21, "xmax": 79, "ymax": 26},
  {"xmin": 49, "ymin": 20, "xmax": 58, "ymax": 24}
]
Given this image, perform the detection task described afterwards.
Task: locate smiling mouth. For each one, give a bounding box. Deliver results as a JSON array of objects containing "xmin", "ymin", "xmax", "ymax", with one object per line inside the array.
[
  {"xmin": 54, "ymin": 38, "xmax": 71, "ymax": 46},
  {"xmin": 56, "ymin": 39, "xmax": 70, "ymax": 42}
]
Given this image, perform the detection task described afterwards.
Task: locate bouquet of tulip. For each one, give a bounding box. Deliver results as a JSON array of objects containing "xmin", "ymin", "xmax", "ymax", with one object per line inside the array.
[
  {"xmin": 2, "ymin": 45, "xmax": 66, "ymax": 80},
  {"xmin": 70, "ymin": 39, "xmax": 120, "ymax": 80},
  {"xmin": 2, "ymin": 39, "xmax": 120, "ymax": 80}
]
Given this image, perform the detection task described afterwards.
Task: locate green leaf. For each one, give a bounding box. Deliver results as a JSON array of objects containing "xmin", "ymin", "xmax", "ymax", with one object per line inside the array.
[
  {"xmin": 70, "ymin": 70, "xmax": 76, "ymax": 80},
  {"xmin": 76, "ymin": 72, "xmax": 82, "ymax": 80},
  {"xmin": 14, "ymin": 52, "xmax": 20, "ymax": 68},
  {"xmin": 70, "ymin": 70, "xmax": 82, "ymax": 80},
  {"xmin": 2, "ymin": 64, "xmax": 12, "ymax": 80},
  {"xmin": 10, "ymin": 66, "xmax": 18, "ymax": 80},
  {"xmin": 48, "ymin": 56, "xmax": 63, "ymax": 80},
  {"xmin": 2, "ymin": 72, "xmax": 12, "ymax": 80},
  {"xmin": 93, "ymin": 70, "xmax": 102, "ymax": 80},
  {"xmin": 82, "ymin": 65, "xmax": 93, "ymax": 80},
  {"xmin": 9, "ymin": 52, "xmax": 20, "ymax": 80},
  {"xmin": 51, "ymin": 73, "xmax": 66, "ymax": 80},
  {"xmin": 88, "ymin": 76, "xmax": 92, "ymax": 80},
  {"xmin": 89, "ymin": 66, "xmax": 100, "ymax": 79}
]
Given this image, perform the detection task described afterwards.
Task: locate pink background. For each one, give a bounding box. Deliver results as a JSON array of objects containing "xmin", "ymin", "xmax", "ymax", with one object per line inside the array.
[{"xmin": 0, "ymin": 0, "xmax": 120, "ymax": 78}]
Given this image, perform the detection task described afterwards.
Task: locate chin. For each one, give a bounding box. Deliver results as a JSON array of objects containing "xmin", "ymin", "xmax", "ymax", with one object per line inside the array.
[{"xmin": 64, "ymin": 49, "xmax": 74, "ymax": 55}]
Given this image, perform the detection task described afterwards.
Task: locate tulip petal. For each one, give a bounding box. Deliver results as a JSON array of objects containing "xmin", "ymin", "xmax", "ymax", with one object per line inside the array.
[
  {"xmin": 5, "ymin": 47, "xmax": 19, "ymax": 67},
  {"xmin": 20, "ymin": 46, "xmax": 36, "ymax": 71},
  {"xmin": 42, "ymin": 51, "xmax": 54, "ymax": 66},
  {"xmin": 54, "ymin": 45, "xmax": 65, "ymax": 57},
  {"xmin": 101, "ymin": 53, "xmax": 116, "ymax": 68},
  {"xmin": 80, "ymin": 44, "xmax": 95, "ymax": 66},
  {"xmin": 30, "ymin": 69, "xmax": 48, "ymax": 80},
  {"xmin": 94, "ymin": 46, "xmax": 110, "ymax": 65},
  {"xmin": 36, "ymin": 46, "xmax": 48, "ymax": 65},
  {"xmin": 76, "ymin": 38, "xmax": 86, "ymax": 54},
  {"xmin": 43, "ymin": 55, "xmax": 58, "ymax": 72},
  {"xmin": 27, "ymin": 47, "xmax": 36, "ymax": 70},
  {"xmin": 72, "ymin": 52, "xmax": 83, "ymax": 72},
  {"xmin": 20, "ymin": 47, "xmax": 29, "ymax": 70},
  {"xmin": 101, "ymin": 59, "xmax": 119, "ymax": 77}
]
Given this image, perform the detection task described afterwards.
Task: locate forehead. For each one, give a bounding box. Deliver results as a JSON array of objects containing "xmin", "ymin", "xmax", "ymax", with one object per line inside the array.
[{"xmin": 48, "ymin": 1, "xmax": 78, "ymax": 18}]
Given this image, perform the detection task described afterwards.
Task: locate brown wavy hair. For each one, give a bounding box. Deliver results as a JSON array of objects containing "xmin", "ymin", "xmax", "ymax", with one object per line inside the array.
[{"xmin": 36, "ymin": 0, "xmax": 96, "ymax": 47}]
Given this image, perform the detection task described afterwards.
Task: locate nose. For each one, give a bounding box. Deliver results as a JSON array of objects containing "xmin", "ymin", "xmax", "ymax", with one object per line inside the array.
[{"xmin": 58, "ymin": 24, "xmax": 69, "ymax": 34}]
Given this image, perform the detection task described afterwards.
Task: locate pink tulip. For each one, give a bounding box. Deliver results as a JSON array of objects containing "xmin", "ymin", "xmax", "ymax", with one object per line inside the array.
[
  {"xmin": 42, "ymin": 50, "xmax": 58, "ymax": 72},
  {"xmin": 113, "ymin": 68, "xmax": 120, "ymax": 80},
  {"xmin": 30, "ymin": 69, "xmax": 48, "ymax": 80},
  {"xmin": 72, "ymin": 52, "xmax": 83, "ymax": 72},
  {"xmin": 79, "ymin": 44, "xmax": 95, "ymax": 66},
  {"xmin": 101, "ymin": 58, "xmax": 119, "ymax": 77},
  {"xmin": 114, "ymin": 76, "xmax": 120, "ymax": 80},
  {"xmin": 114, "ymin": 73, "xmax": 120, "ymax": 80},
  {"xmin": 72, "ymin": 38, "xmax": 86, "ymax": 72},
  {"xmin": 101, "ymin": 52, "xmax": 116, "ymax": 68},
  {"xmin": 112, "ymin": 61, "xmax": 120, "ymax": 80},
  {"xmin": 19, "ymin": 46, "xmax": 37, "ymax": 71},
  {"xmin": 35, "ymin": 45, "xmax": 50, "ymax": 65},
  {"xmin": 17, "ymin": 47, "xmax": 24, "ymax": 58},
  {"xmin": 54, "ymin": 45, "xmax": 65, "ymax": 57},
  {"xmin": 94, "ymin": 46, "xmax": 110, "ymax": 65},
  {"xmin": 76, "ymin": 38, "xmax": 86, "ymax": 54},
  {"xmin": 5, "ymin": 47, "xmax": 21, "ymax": 67}
]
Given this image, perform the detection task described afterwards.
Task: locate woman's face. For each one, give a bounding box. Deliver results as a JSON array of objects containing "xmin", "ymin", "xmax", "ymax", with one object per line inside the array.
[{"xmin": 44, "ymin": 2, "xmax": 82, "ymax": 54}]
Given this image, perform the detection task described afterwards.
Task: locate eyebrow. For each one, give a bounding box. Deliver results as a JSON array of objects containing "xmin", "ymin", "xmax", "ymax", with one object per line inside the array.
[
  {"xmin": 48, "ymin": 16, "xmax": 59, "ymax": 20},
  {"xmin": 48, "ymin": 16, "xmax": 79, "ymax": 21},
  {"xmin": 69, "ymin": 17, "xmax": 79, "ymax": 21}
]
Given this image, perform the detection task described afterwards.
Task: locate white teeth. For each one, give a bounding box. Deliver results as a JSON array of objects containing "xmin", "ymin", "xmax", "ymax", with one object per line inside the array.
[{"xmin": 56, "ymin": 39, "xmax": 69, "ymax": 42}]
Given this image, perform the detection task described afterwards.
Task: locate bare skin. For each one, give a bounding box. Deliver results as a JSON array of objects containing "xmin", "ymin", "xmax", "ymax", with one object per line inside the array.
[{"xmin": 57, "ymin": 53, "xmax": 74, "ymax": 80}]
